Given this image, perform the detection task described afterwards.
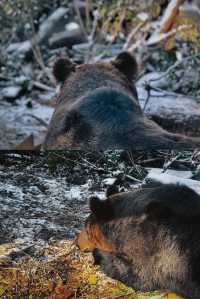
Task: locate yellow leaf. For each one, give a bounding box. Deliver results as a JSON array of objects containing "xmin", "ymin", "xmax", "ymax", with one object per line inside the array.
[
  {"xmin": 165, "ymin": 37, "xmax": 176, "ymax": 51},
  {"xmin": 88, "ymin": 274, "xmax": 97, "ymax": 285},
  {"xmin": 0, "ymin": 288, "xmax": 5, "ymax": 297},
  {"xmin": 117, "ymin": 282, "xmax": 134, "ymax": 293},
  {"xmin": 167, "ymin": 293, "xmax": 183, "ymax": 299}
]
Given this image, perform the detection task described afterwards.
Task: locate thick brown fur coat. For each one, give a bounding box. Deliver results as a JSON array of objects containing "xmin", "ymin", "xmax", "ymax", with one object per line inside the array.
[
  {"xmin": 44, "ymin": 53, "xmax": 200, "ymax": 150},
  {"xmin": 77, "ymin": 184, "xmax": 200, "ymax": 299}
]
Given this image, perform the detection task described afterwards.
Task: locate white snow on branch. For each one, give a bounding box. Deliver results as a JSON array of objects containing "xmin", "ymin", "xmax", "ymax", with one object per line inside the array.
[{"xmin": 146, "ymin": 168, "xmax": 200, "ymax": 195}]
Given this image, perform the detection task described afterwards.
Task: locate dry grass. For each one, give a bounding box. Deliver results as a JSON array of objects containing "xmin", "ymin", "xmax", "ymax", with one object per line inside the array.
[{"xmin": 0, "ymin": 240, "xmax": 182, "ymax": 299}]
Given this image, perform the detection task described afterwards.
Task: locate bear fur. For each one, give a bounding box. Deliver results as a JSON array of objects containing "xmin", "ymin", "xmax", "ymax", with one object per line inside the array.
[
  {"xmin": 44, "ymin": 52, "xmax": 200, "ymax": 150},
  {"xmin": 77, "ymin": 184, "xmax": 200, "ymax": 299}
]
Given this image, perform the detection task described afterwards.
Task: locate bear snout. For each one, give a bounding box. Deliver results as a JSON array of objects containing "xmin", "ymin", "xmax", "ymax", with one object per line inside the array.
[{"xmin": 92, "ymin": 248, "xmax": 103, "ymax": 265}]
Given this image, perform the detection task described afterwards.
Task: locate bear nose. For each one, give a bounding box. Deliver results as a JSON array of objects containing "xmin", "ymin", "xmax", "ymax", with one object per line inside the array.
[{"xmin": 92, "ymin": 248, "xmax": 102, "ymax": 265}]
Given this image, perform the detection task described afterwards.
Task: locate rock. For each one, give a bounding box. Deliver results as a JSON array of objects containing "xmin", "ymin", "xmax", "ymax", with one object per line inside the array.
[
  {"xmin": 6, "ymin": 41, "xmax": 32, "ymax": 57},
  {"xmin": 38, "ymin": 7, "xmax": 69, "ymax": 43},
  {"xmin": 1, "ymin": 86, "xmax": 22, "ymax": 101},
  {"xmin": 6, "ymin": 8, "xmax": 69, "ymax": 58},
  {"xmin": 145, "ymin": 168, "xmax": 200, "ymax": 195},
  {"xmin": 102, "ymin": 178, "xmax": 116, "ymax": 186},
  {"xmin": 0, "ymin": 98, "xmax": 54, "ymax": 149},
  {"xmin": 137, "ymin": 86, "xmax": 200, "ymax": 136},
  {"xmin": 49, "ymin": 22, "xmax": 87, "ymax": 49},
  {"xmin": 72, "ymin": 42, "xmax": 91, "ymax": 52},
  {"xmin": 137, "ymin": 72, "xmax": 169, "ymax": 89},
  {"xmin": 14, "ymin": 76, "xmax": 29, "ymax": 85}
]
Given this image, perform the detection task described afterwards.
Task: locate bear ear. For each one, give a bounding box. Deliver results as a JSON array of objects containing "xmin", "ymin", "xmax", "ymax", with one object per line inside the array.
[
  {"xmin": 106, "ymin": 185, "xmax": 119, "ymax": 197},
  {"xmin": 90, "ymin": 196, "xmax": 114, "ymax": 221},
  {"xmin": 53, "ymin": 57, "xmax": 76, "ymax": 83},
  {"xmin": 145, "ymin": 201, "xmax": 173, "ymax": 220},
  {"xmin": 112, "ymin": 52, "xmax": 138, "ymax": 80}
]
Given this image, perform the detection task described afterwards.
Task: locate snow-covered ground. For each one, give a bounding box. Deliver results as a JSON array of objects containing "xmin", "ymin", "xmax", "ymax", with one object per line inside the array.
[
  {"xmin": 0, "ymin": 167, "xmax": 106, "ymax": 248},
  {"xmin": 0, "ymin": 96, "xmax": 54, "ymax": 149},
  {"xmin": 0, "ymin": 153, "xmax": 199, "ymax": 253},
  {"xmin": 146, "ymin": 168, "xmax": 200, "ymax": 194}
]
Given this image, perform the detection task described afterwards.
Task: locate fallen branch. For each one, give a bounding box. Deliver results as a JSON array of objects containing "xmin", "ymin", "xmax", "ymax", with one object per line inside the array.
[
  {"xmin": 159, "ymin": 0, "xmax": 185, "ymax": 33},
  {"xmin": 128, "ymin": 1, "xmax": 191, "ymax": 51},
  {"xmin": 142, "ymin": 83, "xmax": 151, "ymax": 112},
  {"xmin": 148, "ymin": 53, "xmax": 200, "ymax": 83},
  {"xmin": 123, "ymin": 19, "xmax": 148, "ymax": 51},
  {"xmin": 73, "ymin": 0, "xmax": 88, "ymax": 41},
  {"xmin": 33, "ymin": 81, "xmax": 55, "ymax": 92},
  {"xmin": 163, "ymin": 153, "xmax": 182, "ymax": 172},
  {"xmin": 24, "ymin": 114, "xmax": 48, "ymax": 127},
  {"xmin": 146, "ymin": 24, "xmax": 192, "ymax": 46},
  {"xmin": 24, "ymin": 0, "xmax": 56, "ymax": 87},
  {"xmin": 85, "ymin": 3, "xmax": 102, "ymax": 63}
]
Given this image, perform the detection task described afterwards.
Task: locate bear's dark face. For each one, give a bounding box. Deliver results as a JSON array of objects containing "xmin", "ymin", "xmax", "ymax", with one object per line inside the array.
[
  {"xmin": 76, "ymin": 184, "xmax": 200, "ymax": 298},
  {"xmin": 76, "ymin": 217, "xmax": 115, "ymax": 252},
  {"xmin": 76, "ymin": 190, "xmax": 147, "ymax": 253}
]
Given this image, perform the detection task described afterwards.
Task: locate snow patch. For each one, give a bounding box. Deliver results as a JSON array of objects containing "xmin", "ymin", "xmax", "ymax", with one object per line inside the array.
[{"xmin": 146, "ymin": 168, "xmax": 200, "ymax": 194}]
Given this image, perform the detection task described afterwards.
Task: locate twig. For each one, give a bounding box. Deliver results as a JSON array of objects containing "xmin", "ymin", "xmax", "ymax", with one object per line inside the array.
[
  {"xmin": 73, "ymin": 0, "xmax": 88, "ymax": 41},
  {"xmin": 159, "ymin": 0, "xmax": 185, "ymax": 34},
  {"xmin": 123, "ymin": 19, "xmax": 148, "ymax": 51},
  {"xmin": 30, "ymin": 36, "xmax": 56, "ymax": 87},
  {"xmin": 25, "ymin": 1, "xmax": 56, "ymax": 87},
  {"xmin": 163, "ymin": 153, "xmax": 181, "ymax": 172},
  {"xmin": 80, "ymin": 157, "xmax": 106, "ymax": 172},
  {"xmin": 88, "ymin": 9, "xmax": 100, "ymax": 44},
  {"xmin": 148, "ymin": 53, "xmax": 200, "ymax": 82},
  {"xmin": 140, "ymin": 81, "xmax": 198, "ymax": 111},
  {"xmin": 135, "ymin": 69, "xmax": 147, "ymax": 83},
  {"xmin": 147, "ymin": 24, "xmax": 192, "ymax": 46},
  {"xmin": 85, "ymin": 0, "xmax": 92, "ymax": 31},
  {"xmin": 24, "ymin": 114, "xmax": 48, "ymax": 127},
  {"xmin": 33, "ymin": 81, "xmax": 55, "ymax": 92},
  {"xmin": 85, "ymin": 8, "xmax": 101, "ymax": 63},
  {"xmin": 142, "ymin": 83, "xmax": 151, "ymax": 112},
  {"xmin": 125, "ymin": 174, "xmax": 142, "ymax": 183},
  {"xmin": 54, "ymin": 153, "xmax": 143, "ymax": 184},
  {"xmin": 143, "ymin": 84, "xmax": 183, "ymax": 97},
  {"xmin": 140, "ymin": 158, "xmax": 163, "ymax": 165},
  {"xmin": 146, "ymin": 0, "xmax": 185, "ymax": 47}
]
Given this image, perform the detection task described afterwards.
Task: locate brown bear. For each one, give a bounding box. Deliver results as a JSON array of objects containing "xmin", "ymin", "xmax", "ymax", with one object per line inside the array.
[
  {"xmin": 44, "ymin": 52, "xmax": 200, "ymax": 150},
  {"xmin": 76, "ymin": 184, "xmax": 200, "ymax": 299}
]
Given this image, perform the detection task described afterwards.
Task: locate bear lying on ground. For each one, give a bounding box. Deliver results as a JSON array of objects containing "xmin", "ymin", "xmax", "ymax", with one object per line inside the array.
[
  {"xmin": 44, "ymin": 52, "xmax": 200, "ymax": 150},
  {"xmin": 76, "ymin": 184, "xmax": 200, "ymax": 299}
]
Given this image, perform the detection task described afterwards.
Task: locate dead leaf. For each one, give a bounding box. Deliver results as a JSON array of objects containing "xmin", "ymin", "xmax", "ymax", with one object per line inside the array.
[
  {"xmin": 15, "ymin": 134, "xmax": 34, "ymax": 150},
  {"xmin": 15, "ymin": 134, "xmax": 42, "ymax": 151},
  {"xmin": 88, "ymin": 274, "xmax": 97, "ymax": 285},
  {"xmin": 0, "ymin": 287, "xmax": 5, "ymax": 297},
  {"xmin": 49, "ymin": 285, "xmax": 74, "ymax": 299},
  {"xmin": 167, "ymin": 293, "xmax": 183, "ymax": 299}
]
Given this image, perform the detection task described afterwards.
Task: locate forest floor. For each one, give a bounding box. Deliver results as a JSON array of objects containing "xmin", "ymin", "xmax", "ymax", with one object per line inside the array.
[{"xmin": 0, "ymin": 151, "xmax": 199, "ymax": 298}]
